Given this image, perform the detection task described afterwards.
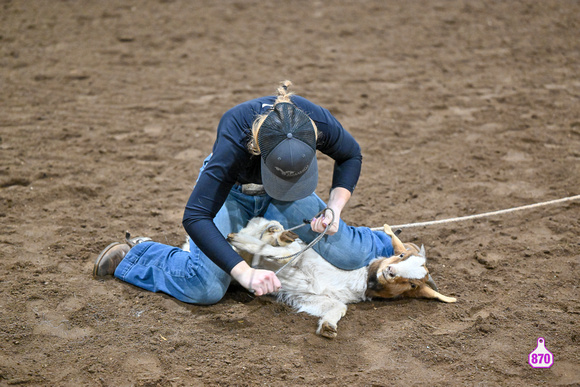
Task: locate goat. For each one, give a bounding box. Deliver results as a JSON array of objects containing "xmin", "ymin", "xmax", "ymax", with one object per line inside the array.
[{"xmin": 226, "ymin": 217, "xmax": 456, "ymax": 339}]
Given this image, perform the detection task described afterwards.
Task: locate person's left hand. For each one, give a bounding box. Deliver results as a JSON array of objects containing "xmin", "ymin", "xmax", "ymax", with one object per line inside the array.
[{"xmin": 311, "ymin": 208, "xmax": 340, "ymax": 235}]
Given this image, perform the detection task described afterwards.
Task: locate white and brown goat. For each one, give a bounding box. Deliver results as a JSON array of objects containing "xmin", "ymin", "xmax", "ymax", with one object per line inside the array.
[{"xmin": 227, "ymin": 217, "xmax": 456, "ymax": 339}]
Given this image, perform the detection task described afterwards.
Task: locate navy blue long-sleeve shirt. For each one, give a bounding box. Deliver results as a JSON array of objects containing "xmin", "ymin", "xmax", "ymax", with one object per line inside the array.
[{"xmin": 182, "ymin": 95, "xmax": 362, "ymax": 273}]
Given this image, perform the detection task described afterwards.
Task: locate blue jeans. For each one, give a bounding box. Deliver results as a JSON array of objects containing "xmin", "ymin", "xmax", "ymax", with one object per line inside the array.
[{"xmin": 114, "ymin": 155, "xmax": 394, "ymax": 304}]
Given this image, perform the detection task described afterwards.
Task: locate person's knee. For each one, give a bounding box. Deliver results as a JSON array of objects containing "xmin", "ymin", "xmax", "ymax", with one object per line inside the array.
[
  {"xmin": 187, "ymin": 274, "xmax": 230, "ymax": 305},
  {"xmin": 315, "ymin": 229, "xmax": 376, "ymax": 270},
  {"xmin": 314, "ymin": 244, "xmax": 366, "ymax": 270},
  {"xmin": 200, "ymin": 283, "xmax": 228, "ymax": 305},
  {"xmin": 179, "ymin": 285, "xmax": 224, "ymax": 305}
]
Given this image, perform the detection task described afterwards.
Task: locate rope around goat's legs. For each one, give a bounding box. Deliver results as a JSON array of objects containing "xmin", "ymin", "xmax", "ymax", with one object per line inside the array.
[{"xmin": 370, "ymin": 194, "xmax": 580, "ymax": 231}]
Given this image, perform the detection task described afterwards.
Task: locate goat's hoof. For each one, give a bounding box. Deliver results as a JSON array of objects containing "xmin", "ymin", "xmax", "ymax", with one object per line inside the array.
[
  {"xmin": 226, "ymin": 233, "xmax": 235, "ymax": 241},
  {"xmin": 318, "ymin": 321, "xmax": 338, "ymax": 339},
  {"xmin": 383, "ymin": 224, "xmax": 395, "ymax": 237}
]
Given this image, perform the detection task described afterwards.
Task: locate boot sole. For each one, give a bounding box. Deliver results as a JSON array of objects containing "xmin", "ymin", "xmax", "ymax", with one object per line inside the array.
[{"xmin": 93, "ymin": 242, "xmax": 121, "ymax": 278}]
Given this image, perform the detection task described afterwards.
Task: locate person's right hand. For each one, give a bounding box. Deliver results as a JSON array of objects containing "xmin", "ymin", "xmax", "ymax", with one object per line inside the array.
[
  {"xmin": 230, "ymin": 261, "xmax": 281, "ymax": 296},
  {"xmin": 310, "ymin": 208, "xmax": 340, "ymax": 235}
]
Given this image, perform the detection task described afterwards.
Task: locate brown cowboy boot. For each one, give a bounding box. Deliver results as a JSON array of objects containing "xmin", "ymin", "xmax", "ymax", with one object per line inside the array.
[
  {"xmin": 93, "ymin": 232, "xmax": 153, "ymax": 278},
  {"xmin": 93, "ymin": 242, "xmax": 130, "ymax": 278}
]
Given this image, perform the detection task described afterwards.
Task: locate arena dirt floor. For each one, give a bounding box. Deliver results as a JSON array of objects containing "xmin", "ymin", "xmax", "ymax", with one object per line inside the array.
[{"xmin": 1, "ymin": 0, "xmax": 579, "ymax": 385}]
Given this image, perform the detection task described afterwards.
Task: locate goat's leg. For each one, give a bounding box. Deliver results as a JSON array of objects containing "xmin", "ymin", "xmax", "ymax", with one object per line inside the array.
[
  {"xmin": 383, "ymin": 224, "xmax": 407, "ymax": 256},
  {"xmin": 317, "ymin": 304, "xmax": 347, "ymax": 339},
  {"xmin": 227, "ymin": 233, "xmax": 267, "ymax": 252},
  {"xmin": 288, "ymin": 296, "xmax": 348, "ymax": 339},
  {"xmin": 255, "ymin": 243, "xmax": 300, "ymax": 258},
  {"xmin": 228, "ymin": 233, "xmax": 300, "ymax": 257}
]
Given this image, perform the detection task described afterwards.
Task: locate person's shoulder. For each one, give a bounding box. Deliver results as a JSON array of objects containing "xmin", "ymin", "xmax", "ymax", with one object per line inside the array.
[
  {"xmin": 216, "ymin": 96, "xmax": 277, "ymax": 142},
  {"xmin": 224, "ymin": 96, "xmax": 276, "ymax": 117},
  {"xmin": 292, "ymin": 95, "xmax": 330, "ymax": 115},
  {"xmin": 291, "ymin": 95, "xmax": 318, "ymax": 110},
  {"xmin": 291, "ymin": 95, "xmax": 337, "ymax": 125}
]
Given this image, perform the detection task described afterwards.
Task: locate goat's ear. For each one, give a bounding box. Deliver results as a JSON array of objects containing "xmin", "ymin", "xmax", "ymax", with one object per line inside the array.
[{"xmin": 419, "ymin": 245, "xmax": 426, "ymax": 257}]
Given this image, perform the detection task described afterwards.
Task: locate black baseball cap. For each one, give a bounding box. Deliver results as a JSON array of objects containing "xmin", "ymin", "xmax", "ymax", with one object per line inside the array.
[{"xmin": 258, "ymin": 102, "xmax": 318, "ymax": 201}]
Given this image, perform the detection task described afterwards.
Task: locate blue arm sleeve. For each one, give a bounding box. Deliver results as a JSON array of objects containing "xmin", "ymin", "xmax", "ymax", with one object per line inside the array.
[
  {"xmin": 182, "ymin": 109, "xmax": 253, "ymax": 274},
  {"xmin": 182, "ymin": 173, "xmax": 243, "ymax": 274}
]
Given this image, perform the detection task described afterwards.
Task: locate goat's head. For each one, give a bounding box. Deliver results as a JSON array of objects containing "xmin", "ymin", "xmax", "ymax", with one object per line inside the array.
[{"xmin": 365, "ymin": 244, "xmax": 456, "ymax": 303}]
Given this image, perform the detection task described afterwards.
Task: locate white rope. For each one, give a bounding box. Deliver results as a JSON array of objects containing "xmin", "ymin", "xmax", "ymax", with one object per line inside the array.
[{"xmin": 370, "ymin": 194, "xmax": 580, "ymax": 231}]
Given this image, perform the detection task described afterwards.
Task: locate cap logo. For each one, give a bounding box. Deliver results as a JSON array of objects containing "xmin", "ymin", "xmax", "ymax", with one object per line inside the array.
[{"xmin": 274, "ymin": 163, "xmax": 310, "ymax": 177}]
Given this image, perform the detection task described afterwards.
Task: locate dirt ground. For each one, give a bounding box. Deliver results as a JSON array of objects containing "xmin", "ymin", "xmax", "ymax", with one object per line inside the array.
[{"xmin": 1, "ymin": 0, "xmax": 579, "ymax": 385}]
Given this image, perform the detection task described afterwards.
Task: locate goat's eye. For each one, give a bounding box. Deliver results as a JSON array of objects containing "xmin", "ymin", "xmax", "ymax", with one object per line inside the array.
[
  {"xmin": 410, "ymin": 283, "xmax": 416, "ymax": 289},
  {"xmin": 399, "ymin": 253, "xmax": 405, "ymax": 258}
]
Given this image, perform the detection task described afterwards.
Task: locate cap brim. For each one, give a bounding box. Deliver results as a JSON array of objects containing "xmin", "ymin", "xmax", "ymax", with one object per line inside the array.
[{"xmin": 261, "ymin": 157, "xmax": 318, "ymax": 202}]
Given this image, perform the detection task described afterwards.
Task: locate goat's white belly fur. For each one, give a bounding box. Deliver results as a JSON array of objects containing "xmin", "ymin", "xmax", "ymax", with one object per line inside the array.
[{"xmin": 273, "ymin": 251, "xmax": 369, "ymax": 315}]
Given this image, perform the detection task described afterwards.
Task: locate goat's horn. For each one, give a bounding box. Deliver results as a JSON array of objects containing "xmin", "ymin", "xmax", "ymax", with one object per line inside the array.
[
  {"xmin": 426, "ymin": 274, "xmax": 439, "ymax": 292},
  {"xmin": 420, "ymin": 286, "xmax": 457, "ymax": 303}
]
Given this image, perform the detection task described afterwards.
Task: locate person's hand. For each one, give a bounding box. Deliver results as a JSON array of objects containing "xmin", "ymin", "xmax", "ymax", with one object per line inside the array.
[
  {"xmin": 230, "ymin": 261, "xmax": 281, "ymax": 296},
  {"xmin": 311, "ymin": 187, "xmax": 350, "ymax": 235},
  {"xmin": 311, "ymin": 208, "xmax": 340, "ymax": 235}
]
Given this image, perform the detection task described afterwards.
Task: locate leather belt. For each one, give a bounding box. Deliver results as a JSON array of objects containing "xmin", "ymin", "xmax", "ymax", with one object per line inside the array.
[{"xmin": 238, "ymin": 183, "xmax": 266, "ymax": 196}]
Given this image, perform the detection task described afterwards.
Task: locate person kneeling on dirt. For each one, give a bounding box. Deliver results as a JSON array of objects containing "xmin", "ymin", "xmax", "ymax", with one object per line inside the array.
[{"xmin": 93, "ymin": 81, "xmax": 395, "ymax": 304}]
